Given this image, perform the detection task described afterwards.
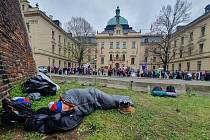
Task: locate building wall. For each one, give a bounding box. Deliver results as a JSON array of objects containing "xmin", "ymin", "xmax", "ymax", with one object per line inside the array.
[
  {"xmin": 96, "ymin": 26, "xmax": 141, "ymax": 70},
  {"xmin": 0, "ymin": 0, "xmax": 36, "ymax": 98},
  {"xmin": 20, "ymin": 0, "xmax": 77, "ymax": 69},
  {"xmin": 169, "ymin": 12, "xmax": 210, "ymax": 72}
]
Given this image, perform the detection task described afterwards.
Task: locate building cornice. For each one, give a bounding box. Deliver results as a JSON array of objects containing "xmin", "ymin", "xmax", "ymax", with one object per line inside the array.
[
  {"xmin": 96, "ymin": 35, "xmax": 141, "ymax": 39},
  {"xmin": 23, "ymin": 10, "xmax": 77, "ymax": 43},
  {"xmin": 172, "ymin": 12, "xmax": 210, "ymax": 37}
]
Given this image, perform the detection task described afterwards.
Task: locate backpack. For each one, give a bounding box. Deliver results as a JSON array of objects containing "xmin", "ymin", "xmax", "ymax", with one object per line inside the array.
[
  {"xmin": 1, "ymin": 98, "xmax": 34, "ymax": 124},
  {"xmin": 166, "ymin": 86, "xmax": 176, "ymax": 93}
]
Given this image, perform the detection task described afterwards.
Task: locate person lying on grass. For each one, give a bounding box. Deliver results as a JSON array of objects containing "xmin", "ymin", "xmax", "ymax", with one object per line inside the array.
[
  {"xmin": 2, "ymin": 88, "xmax": 135, "ymax": 134},
  {"xmin": 48, "ymin": 87, "xmax": 135, "ymax": 114}
]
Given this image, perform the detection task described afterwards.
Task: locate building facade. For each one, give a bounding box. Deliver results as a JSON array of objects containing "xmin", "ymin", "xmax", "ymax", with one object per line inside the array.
[
  {"xmin": 96, "ymin": 7, "xmax": 141, "ymax": 70},
  {"xmin": 169, "ymin": 5, "xmax": 210, "ymax": 72},
  {"xmin": 140, "ymin": 34, "xmax": 162, "ymax": 71},
  {"xmin": 20, "ymin": 0, "xmax": 78, "ymax": 69}
]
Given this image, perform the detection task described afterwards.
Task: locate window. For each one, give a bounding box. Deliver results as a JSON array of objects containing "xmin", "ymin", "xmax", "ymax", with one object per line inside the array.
[
  {"xmin": 145, "ymin": 48, "xmax": 148, "ymax": 56},
  {"xmin": 174, "ymin": 40, "xmax": 177, "ymax": 47},
  {"xmin": 188, "ymin": 47, "xmax": 192, "ymax": 56},
  {"xmin": 110, "ymin": 42, "xmax": 113, "ymax": 49},
  {"xmin": 144, "ymin": 38, "xmax": 149, "ymax": 43},
  {"xmin": 101, "ymin": 57, "xmax": 104, "ymax": 64},
  {"xmin": 116, "ymin": 42, "xmax": 120, "ymax": 49},
  {"xmin": 68, "ymin": 49, "xmax": 71, "ymax": 58},
  {"xmin": 64, "ymin": 39, "xmax": 66, "ymax": 46},
  {"xmin": 181, "ymin": 37, "xmax": 184, "ymax": 45},
  {"xmin": 172, "ymin": 64, "xmax": 174, "ymax": 72},
  {"xmin": 154, "ymin": 48, "xmax": 157, "ymax": 53},
  {"xmin": 173, "ymin": 51, "xmax": 176, "ymax": 59},
  {"xmin": 180, "ymin": 49, "xmax": 183, "ymax": 58},
  {"xmin": 190, "ymin": 32, "xmax": 193, "ymax": 41},
  {"xmin": 116, "ymin": 30, "xmax": 121, "ymax": 34},
  {"xmin": 110, "ymin": 54, "xmax": 113, "ymax": 61},
  {"xmin": 199, "ymin": 44, "xmax": 204, "ymax": 54},
  {"xmin": 122, "ymin": 54, "xmax": 125, "ymax": 61},
  {"xmin": 197, "ymin": 61, "xmax": 201, "ymax": 71},
  {"xmin": 153, "ymin": 57, "xmax": 156, "ymax": 62},
  {"xmin": 59, "ymin": 35, "xmax": 61, "ymax": 43},
  {"xmin": 187, "ymin": 62, "xmax": 190, "ymax": 71},
  {"xmin": 52, "ymin": 45, "xmax": 55, "ymax": 54},
  {"xmin": 52, "ymin": 31, "xmax": 55, "ymax": 39},
  {"xmin": 179, "ymin": 63, "xmax": 181, "ymax": 71},
  {"xmin": 132, "ymin": 42, "xmax": 136, "ymax": 49},
  {"xmin": 145, "ymin": 57, "xmax": 148, "ymax": 63},
  {"xmin": 59, "ymin": 60, "xmax": 61, "ymax": 67},
  {"xmin": 64, "ymin": 49, "xmax": 66, "ymax": 57},
  {"xmin": 116, "ymin": 54, "xmax": 119, "ymax": 60},
  {"xmin": 59, "ymin": 48, "xmax": 61, "ymax": 56},
  {"xmin": 26, "ymin": 23, "xmax": 30, "ymax": 33},
  {"xmin": 131, "ymin": 58, "xmax": 135, "ymax": 65},
  {"xmin": 22, "ymin": 5, "xmax": 25, "ymax": 11},
  {"xmin": 52, "ymin": 59, "xmax": 55, "ymax": 66},
  {"xmin": 101, "ymin": 42, "xmax": 104, "ymax": 49},
  {"xmin": 68, "ymin": 63, "xmax": 71, "ymax": 67},
  {"xmin": 64, "ymin": 61, "xmax": 67, "ymax": 68},
  {"xmin": 201, "ymin": 26, "xmax": 205, "ymax": 37},
  {"xmin": 123, "ymin": 42, "xmax": 126, "ymax": 49}
]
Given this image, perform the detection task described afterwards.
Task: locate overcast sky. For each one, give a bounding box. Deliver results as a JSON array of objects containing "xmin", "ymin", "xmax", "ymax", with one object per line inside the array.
[{"xmin": 28, "ymin": 0, "xmax": 209, "ymax": 33}]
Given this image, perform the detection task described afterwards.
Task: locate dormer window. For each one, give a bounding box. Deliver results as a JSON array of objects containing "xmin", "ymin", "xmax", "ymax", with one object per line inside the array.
[
  {"xmin": 144, "ymin": 38, "xmax": 149, "ymax": 43},
  {"xmin": 116, "ymin": 30, "xmax": 121, "ymax": 34}
]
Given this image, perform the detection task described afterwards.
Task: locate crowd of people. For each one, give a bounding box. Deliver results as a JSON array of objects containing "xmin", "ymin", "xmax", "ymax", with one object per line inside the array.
[{"xmin": 47, "ymin": 66, "xmax": 210, "ymax": 81}]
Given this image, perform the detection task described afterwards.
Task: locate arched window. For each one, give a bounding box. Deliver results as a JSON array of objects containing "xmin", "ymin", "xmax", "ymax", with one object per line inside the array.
[
  {"xmin": 116, "ymin": 54, "xmax": 119, "ymax": 60},
  {"xmin": 131, "ymin": 58, "xmax": 135, "ymax": 65},
  {"xmin": 122, "ymin": 54, "xmax": 125, "ymax": 61},
  {"xmin": 110, "ymin": 54, "xmax": 113, "ymax": 61}
]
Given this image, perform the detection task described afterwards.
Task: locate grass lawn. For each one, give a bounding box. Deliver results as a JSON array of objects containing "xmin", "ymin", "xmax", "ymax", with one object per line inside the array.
[{"xmin": 0, "ymin": 81, "xmax": 210, "ymax": 140}]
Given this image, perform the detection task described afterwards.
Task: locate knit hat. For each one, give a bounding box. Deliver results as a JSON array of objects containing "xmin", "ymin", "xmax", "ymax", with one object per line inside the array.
[{"xmin": 48, "ymin": 101, "xmax": 62, "ymax": 113}]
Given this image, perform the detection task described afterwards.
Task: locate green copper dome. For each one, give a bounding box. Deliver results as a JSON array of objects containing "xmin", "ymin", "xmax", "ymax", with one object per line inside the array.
[
  {"xmin": 107, "ymin": 6, "xmax": 128, "ymax": 26},
  {"xmin": 107, "ymin": 16, "xmax": 128, "ymax": 26}
]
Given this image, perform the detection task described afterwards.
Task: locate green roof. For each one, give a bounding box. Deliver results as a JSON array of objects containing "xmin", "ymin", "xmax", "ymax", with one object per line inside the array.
[
  {"xmin": 107, "ymin": 6, "xmax": 129, "ymax": 26},
  {"xmin": 107, "ymin": 16, "xmax": 128, "ymax": 26}
]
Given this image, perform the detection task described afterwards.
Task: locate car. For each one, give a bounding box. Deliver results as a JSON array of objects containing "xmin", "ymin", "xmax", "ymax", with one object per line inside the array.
[{"xmin": 38, "ymin": 66, "xmax": 48, "ymax": 74}]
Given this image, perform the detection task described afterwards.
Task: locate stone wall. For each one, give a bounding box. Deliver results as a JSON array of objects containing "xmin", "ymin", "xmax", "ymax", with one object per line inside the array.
[
  {"xmin": 51, "ymin": 75, "xmax": 210, "ymax": 96},
  {"xmin": 0, "ymin": 0, "xmax": 36, "ymax": 98}
]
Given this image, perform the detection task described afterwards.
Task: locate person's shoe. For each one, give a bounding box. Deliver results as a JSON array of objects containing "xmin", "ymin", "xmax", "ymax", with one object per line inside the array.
[{"xmin": 118, "ymin": 106, "xmax": 135, "ymax": 114}]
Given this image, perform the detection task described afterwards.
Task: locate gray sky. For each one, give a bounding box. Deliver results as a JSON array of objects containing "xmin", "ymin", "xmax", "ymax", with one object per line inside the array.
[{"xmin": 28, "ymin": 0, "xmax": 209, "ymax": 33}]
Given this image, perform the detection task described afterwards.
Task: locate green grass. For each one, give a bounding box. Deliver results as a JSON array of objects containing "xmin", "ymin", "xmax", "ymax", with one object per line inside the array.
[{"xmin": 1, "ymin": 81, "xmax": 210, "ymax": 140}]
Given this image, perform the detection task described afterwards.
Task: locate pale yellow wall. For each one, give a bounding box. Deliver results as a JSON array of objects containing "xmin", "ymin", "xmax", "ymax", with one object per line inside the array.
[
  {"xmin": 169, "ymin": 14, "xmax": 210, "ymax": 72},
  {"xmin": 96, "ymin": 30, "xmax": 141, "ymax": 70},
  {"xmin": 23, "ymin": 13, "xmax": 77, "ymax": 68},
  {"xmin": 20, "ymin": 0, "xmax": 79, "ymax": 69}
]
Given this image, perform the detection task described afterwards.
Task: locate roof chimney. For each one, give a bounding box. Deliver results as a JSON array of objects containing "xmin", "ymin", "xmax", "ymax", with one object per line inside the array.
[{"xmin": 49, "ymin": 15, "xmax": 53, "ymax": 20}]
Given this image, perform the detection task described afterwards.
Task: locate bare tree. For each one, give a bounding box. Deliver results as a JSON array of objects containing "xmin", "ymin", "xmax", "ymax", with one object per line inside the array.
[
  {"xmin": 65, "ymin": 17, "xmax": 95, "ymax": 67},
  {"xmin": 151, "ymin": 0, "xmax": 191, "ymax": 71}
]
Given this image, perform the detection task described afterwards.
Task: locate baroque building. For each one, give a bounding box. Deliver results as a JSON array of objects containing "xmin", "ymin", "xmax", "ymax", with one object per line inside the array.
[{"xmin": 96, "ymin": 7, "xmax": 141, "ymax": 70}]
